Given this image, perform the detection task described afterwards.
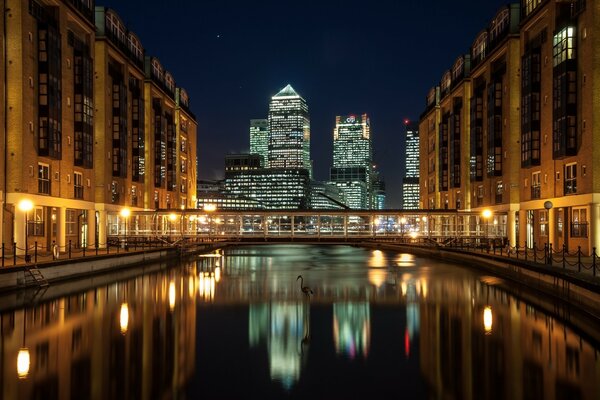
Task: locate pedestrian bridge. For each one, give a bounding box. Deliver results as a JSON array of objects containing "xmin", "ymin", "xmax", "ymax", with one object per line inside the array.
[{"xmin": 106, "ymin": 209, "xmax": 508, "ymax": 247}]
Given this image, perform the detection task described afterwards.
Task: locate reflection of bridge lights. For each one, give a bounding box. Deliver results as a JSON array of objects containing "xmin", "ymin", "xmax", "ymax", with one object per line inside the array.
[
  {"xmin": 169, "ymin": 281, "xmax": 176, "ymax": 310},
  {"xmin": 215, "ymin": 267, "xmax": 221, "ymax": 282},
  {"xmin": 396, "ymin": 253, "xmax": 415, "ymax": 267},
  {"xmin": 198, "ymin": 272, "xmax": 216, "ymax": 301},
  {"xmin": 420, "ymin": 279, "xmax": 428, "ymax": 298},
  {"xmin": 409, "ymin": 231, "xmax": 418, "ymax": 239},
  {"xmin": 368, "ymin": 250, "xmax": 386, "ymax": 267},
  {"xmin": 401, "ymin": 281, "xmax": 407, "ymax": 296},
  {"xmin": 120, "ymin": 303, "xmax": 129, "ymax": 335},
  {"xmin": 483, "ymin": 306, "xmax": 493, "ymax": 334},
  {"xmin": 368, "ymin": 269, "xmax": 387, "ymax": 288},
  {"xmin": 333, "ymin": 302, "xmax": 370, "ymax": 359}
]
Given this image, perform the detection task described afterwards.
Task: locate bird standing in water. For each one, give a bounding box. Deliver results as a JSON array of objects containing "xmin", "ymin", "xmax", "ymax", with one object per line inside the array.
[{"xmin": 297, "ymin": 275, "xmax": 314, "ymax": 298}]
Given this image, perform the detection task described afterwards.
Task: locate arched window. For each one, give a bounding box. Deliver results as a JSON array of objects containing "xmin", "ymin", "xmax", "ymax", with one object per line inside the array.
[
  {"xmin": 165, "ymin": 72, "xmax": 175, "ymax": 93},
  {"xmin": 151, "ymin": 58, "xmax": 164, "ymax": 82},
  {"xmin": 472, "ymin": 31, "xmax": 488, "ymax": 61},
  {"xmin": 440, "ymin": 71, "xmax": 451, "ymax": 93},
  {"xmin": 105, "ymin": 11, "xmax": 126, "ymax": 44},
  {"xmin": 452, "ymin": 57, "xmax": 464, "ymax": 81},
  {"xmin": 128, "ymin": 33, "xmax": 143, "ymax": 62},
  {"xmin": 179, "ymin": 89, "xmax": 189, "ymax": 106},
  {"xmin": 427, "ymin": 87, "xmax": 436, "ymax": 106},
  {"xmin": 490, "ymin": 8, "xmax": 509, "ymax": 41}
]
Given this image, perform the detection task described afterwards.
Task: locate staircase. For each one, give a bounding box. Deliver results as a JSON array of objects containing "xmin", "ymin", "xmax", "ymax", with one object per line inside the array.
[{"xmin": 24, "ymin": 266, "xmax": 49, "ymax": 287}]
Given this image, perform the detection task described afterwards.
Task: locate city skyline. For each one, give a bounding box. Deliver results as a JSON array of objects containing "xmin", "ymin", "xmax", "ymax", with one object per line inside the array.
[{"xmin": 98, "ymin": 0, "xmax": 509, "ymax": 208}]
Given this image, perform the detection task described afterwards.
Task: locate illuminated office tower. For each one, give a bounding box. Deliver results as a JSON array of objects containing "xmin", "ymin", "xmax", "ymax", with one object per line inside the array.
[
  {"xmin": 250, "ymin": 119, "xmax": 269, "ymax": 167},
  {"xmin": 402, "ymin": 122, "xmax": 420, "ymax": 209},
  {"xmin": 268, "ymin": 85, "xmax": 311, "ymax": 175},
  {"xmin": 330, "ymin": 114, "xmax": 372, "ymax": 209}
]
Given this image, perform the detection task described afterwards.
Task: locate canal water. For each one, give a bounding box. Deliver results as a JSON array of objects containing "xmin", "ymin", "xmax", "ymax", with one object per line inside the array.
[{"xmin": 2, "ymin": 244, "xmax": 600, "ymax": 399}]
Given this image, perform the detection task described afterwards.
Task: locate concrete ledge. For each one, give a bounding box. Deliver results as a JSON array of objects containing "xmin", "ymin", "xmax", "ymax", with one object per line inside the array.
[{"xmin": 0, "ymin": 248, "xmax": 177, "ymax": 292}]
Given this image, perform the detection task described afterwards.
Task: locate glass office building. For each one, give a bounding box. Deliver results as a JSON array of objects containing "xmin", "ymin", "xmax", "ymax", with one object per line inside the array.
[
  {"xmin": 268, "ymin": 85, "xmax": 311, "ymax": 176},
  {"xmin": 330, "ymin": 114, "xmax": 373, "ymax": 209},
  {"xmin": 250, "ymin": 119, "xmax": 269, "ymax": 167},
  {"xmin": 402, "ymin": 122, "xmax": 420, "ymax": 209}
]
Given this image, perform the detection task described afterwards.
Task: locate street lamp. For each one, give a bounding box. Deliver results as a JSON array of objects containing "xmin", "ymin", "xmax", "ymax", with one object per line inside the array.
[
  {"xmin": 169, "ymin": 213, "xmax": 177, "ymax": 237},
  {"xmin": 18, "ymin": 199, "xmax": 34, "ymax": 263},
  {"xmin": 481, "ymin": 209, "xmax": 492, "ymax": 250},
  {"xmin": 544, "ymin": 201, "xmax": 553, "ymax": 264},
  {"xmin": 204, "ymin": 204, "xmax": 216, "ymax": 241},
  {"xmin": 120, "ymin": 208, "xmax": 131, "ymax": 250}
]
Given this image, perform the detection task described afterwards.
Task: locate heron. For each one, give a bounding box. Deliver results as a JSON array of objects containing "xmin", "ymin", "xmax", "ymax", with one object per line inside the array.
[{"xmin": 296, "ymin": 275, "xmax": 313, "ymax": 298}]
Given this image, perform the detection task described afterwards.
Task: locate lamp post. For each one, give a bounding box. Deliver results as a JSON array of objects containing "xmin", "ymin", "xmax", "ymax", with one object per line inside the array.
[
  {"xmin": 482, "ymin": 209, "xmax": 492, "ymax": 250},
  {"xmin": 544, "ymin": 201, "xmax": 553, "ymax": 264},
  {"xmin": 120, "ymin": 208, "xmax": 130, "ymax": 250},
  {"xmin": 204, "ymin": 204, "xmax": 216, "ymax": 241},
  {"xmin": 18, "ymin": 199, "xmax": 34, "ymax": 263}
]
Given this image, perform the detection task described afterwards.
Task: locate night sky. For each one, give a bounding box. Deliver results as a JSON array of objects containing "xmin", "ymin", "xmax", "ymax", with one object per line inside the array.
[{"xmin": 100, "ymin": 0, "xmax": 507, "ymax": 208}]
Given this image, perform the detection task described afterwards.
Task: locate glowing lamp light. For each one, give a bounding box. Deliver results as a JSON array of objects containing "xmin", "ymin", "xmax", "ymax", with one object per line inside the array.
[
  {"xmin": 400, "ymin": 217, "xmax": 407, "ymax": 224},
  {"xmin": 119, "ymin": 303, "xmax": 129, "ymax": 335},
  {"xmin": 17, "ymin": 348, "xmax": 30, "ymax": 379},
  {"xmin": 169, "ymin": 213, "xmax": 177, "ymax": 222},
  {"xmin": 203, "ymin": 203, "xmax": 217, "ymax": 212},
  {"xmin": 482, "ymin": 209, "xmax": 492, "ymax": 219},
  {"xmin": 483, "ymin": 306, "xmax": 493, "ymax": 334},
  {"xmin": 18, "ymin": 199, "xmax": 34, "ymax": 213},
  {"xmin": 409, "ymin": 231, "xmax": 418, "ymax": 239},
  {"xmin": 119, "ymin": 208, "xmax": 131, "ymax": 218}
]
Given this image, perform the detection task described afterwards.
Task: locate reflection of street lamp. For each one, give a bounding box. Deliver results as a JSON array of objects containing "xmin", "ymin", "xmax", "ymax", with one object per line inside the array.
[
  {"xmin": 119, "ymin": 303, "xmax": 129, "ymax": 335},
  {"xmin": 18, "ymin": 199, "xmax": 34, "ymax": 262},
  {"xmin": 17, "ymin": 309, "xmax": 30, "ymax": 379},
  {"xmin": 544, "ymin": 201, "xmax": 553, "ymax": 264},
  {"xmin": 483, "ymin": 306, "xmax": 493, "ymax": 335},
  {"xmin": 120, "ymin": 208, "xmax": 130, "ymax": 249}
]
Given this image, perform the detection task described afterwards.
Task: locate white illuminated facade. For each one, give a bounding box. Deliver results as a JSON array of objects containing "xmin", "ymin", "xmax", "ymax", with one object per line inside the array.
[
  {"xmin": 249, "ymin": 119, "xmax": 269, "ymax": 167},
  {"xmin": 330, "ymin": 114, "xmax": 373, "ymax": 209},
  {"xmin": 402, "ymin": 122, "xmax": 420, "ymax": 209},
  {"xmin": 268, "ymin": 85, "xmax": 311, "ymax": 176}
]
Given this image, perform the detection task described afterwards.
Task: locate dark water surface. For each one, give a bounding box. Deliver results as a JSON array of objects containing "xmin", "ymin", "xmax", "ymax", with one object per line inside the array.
[{"xmin": 2, "ymin": 245, "xmax": 599, "ymax": 399}]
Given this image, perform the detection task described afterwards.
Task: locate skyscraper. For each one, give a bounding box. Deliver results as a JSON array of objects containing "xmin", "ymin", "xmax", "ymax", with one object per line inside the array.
[
  {"xmin": 402, "ymin": 121, "xmax": 420, "ymax": 209},
  {"xmin": 330, "ymin": 114, "xmax": 372, "ymax": 209},
  {"xmin": 250, "ymin": 119, "xmax": 269, "ymax": 167},
  {"xmin": 268, "ymin": 85, "xmax": 311, "ymax": 175}
]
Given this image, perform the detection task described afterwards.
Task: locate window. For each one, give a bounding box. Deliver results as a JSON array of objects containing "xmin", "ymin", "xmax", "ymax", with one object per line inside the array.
[
  {"xmin": 539, "ymin": 210, "xmax": 548, "ymax": 237},
  {"xmin": 180, "ymin": 137, "xmax": 187, "ymax": 153},
  {"xmin": 154, "ymin": 191, "xmax": 159, "ymax": 209},
  {"xmin": 181, "ymin": 157, "xmax": 187, "ymax": 173},
  {"xmin": 477, "ymin": 185, "xmax": 484, "ymax": 207},
  {"xmin": 131, "ymin": 186, "xmax": 138, "ymax": 207},
  {"xmin": 38, "ymin": 163, "xmax": 50, "ymax": 194},
  {"xmin": 111, "ymin": 181, "xmax": 119, "ymax": 204},
  {"xmin": 181, "ymin": 177, "xmax": 187, "ymax": 193},
  {"xmin": 470, "ymin": 87, "xmax": 484, "ymax": 181},
  {"xmin": 571, "ymin": 208, "xmax": 587, "ymax": 238},
  {"xmin": 28, "ymin": 207, "xmax": 45, "ymax": 236},
  {"xmin": 452, "ymin": 57, "xmax": 464, "ymax": 81},
  {"xmin": 165, "ymin": 72, "xmax": 175, "ymax": 93},
  {"xmin": 531, "ymin": 171, "xmax": 541, "ymax": 199},
  {"xmin": 66, "ymin": 209, "xmax": 77, "ymax": 235},
  {"xmin": 489, "ymin": 9, "xmax": 509, "ymax": 42},
  {"xmin": 127, "ymin": 33, "xmax": 143, "ymax": 62},
  {"xmin": 72, "ymin": 34, "xmax": 93, "ymax": 169},
  {"xmin": 523, "ymin": 0, "xmax": 542, "ymax": 17},
  {"xmin": 553, "ymin": 27, "xmax": 577, "ymax": 159},
  {"xmin": 74, "ymin": 172, "xmax": 83, "ymax": 199},
  {"xmin": 151, "ymin": 58, "xmax": 163, "ymax": 82},
  {"xmin": 565, "ymin": 163, "xmax": 576, "ymax": 194},
  {"xmin": 495, "ymin": 181, "xmax": 503, "ymax": 204}
]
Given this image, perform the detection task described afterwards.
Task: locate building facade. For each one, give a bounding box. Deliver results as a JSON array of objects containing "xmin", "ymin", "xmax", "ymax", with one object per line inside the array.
[
  {"xmin": 249, "ymin": 118, "xmax": 268, "ymax": 167},
  {"xmin": 402, "ymin": 122, "xmax": 420, "ymax": 210},
  {"xmin": 419, "ymin": 0, "xmax": 600, "ymax": 254},
  {"xmin": 1, "ymin": 1, "xmax": 197, "ymax": 254},
  {"xmin": 330, "ymin": 114, "xmax": 373, "ymax": 209},
  {"xmin": 268, "ymin": 84, "xmax": 311, "ymax": 175}
]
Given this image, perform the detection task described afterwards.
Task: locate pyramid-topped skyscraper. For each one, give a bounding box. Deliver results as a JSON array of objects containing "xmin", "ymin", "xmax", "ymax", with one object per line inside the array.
[{"xmin": 268, "ymin": 84, "xmax": 311, "ymax": 176}]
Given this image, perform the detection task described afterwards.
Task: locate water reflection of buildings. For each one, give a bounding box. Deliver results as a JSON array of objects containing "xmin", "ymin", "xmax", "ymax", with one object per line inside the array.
[
  {"xmin": 419, "ymin": 279, "xmax": 600, "ymax": 399},
  {"xmin": 249, "ymin": 302, "xmax": 308, "ymax": 390},
  {"xmin": 333, "ymin": 302, "xmax": 370, "ymax": 359},
  {"xmin": 1, "ymin": 268, "xmax": 197, "ymax": 400}
]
